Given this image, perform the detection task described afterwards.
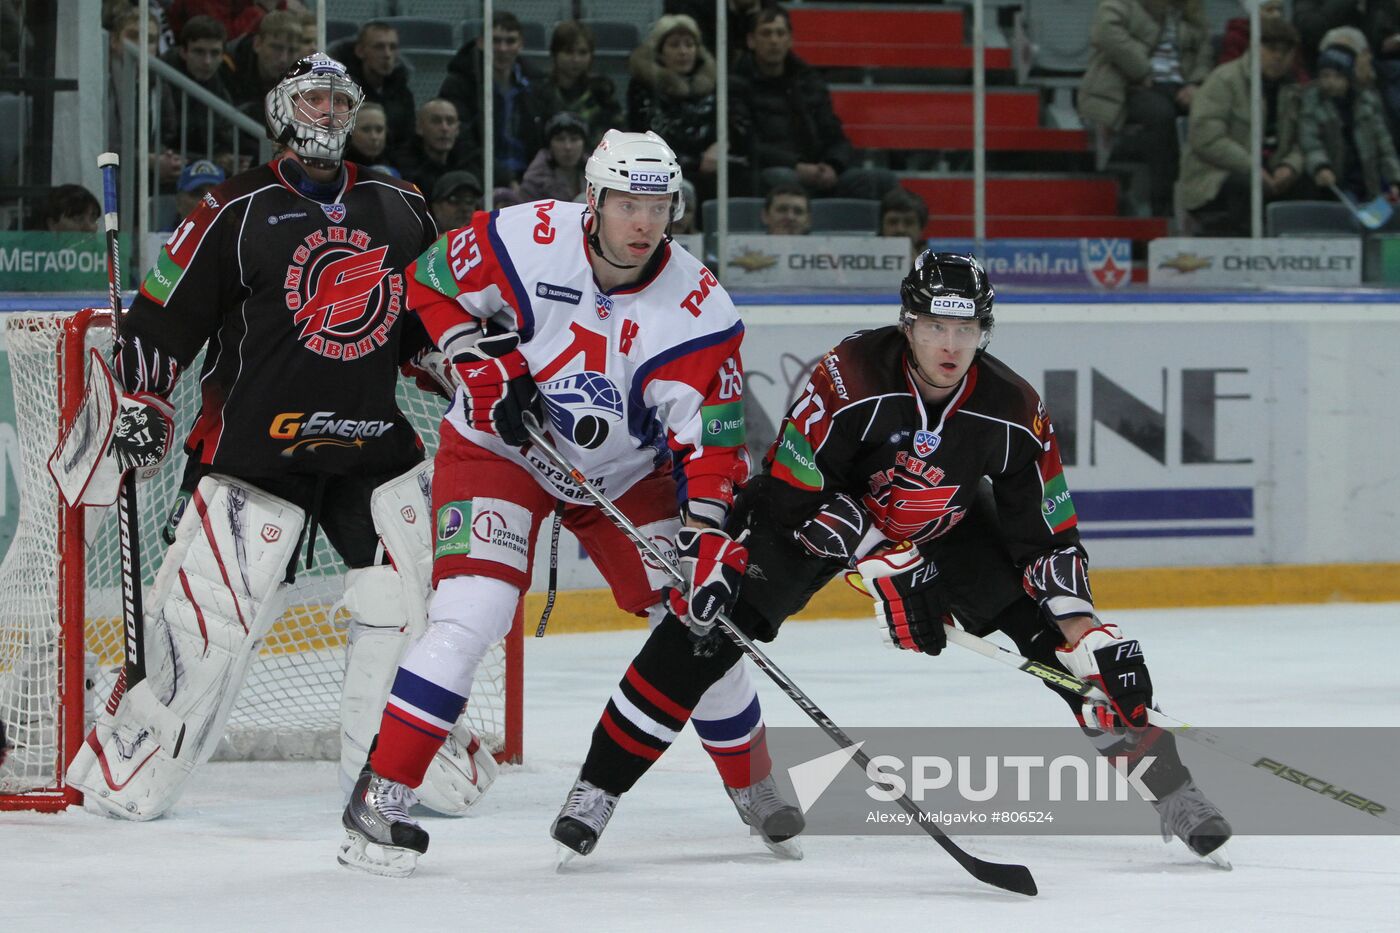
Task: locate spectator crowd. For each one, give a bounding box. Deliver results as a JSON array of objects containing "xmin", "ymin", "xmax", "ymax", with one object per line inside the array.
[
  {"xmin": 1082, "ymin": 0, "xmax": 1400, "ymax": 235},
  {"xmin": 65, "ymin": 0, "xmax": 1400, "ymax": 244},
  {"xmin": 83, "ymin": 0, "xmax": 906, "ymax": 237}
]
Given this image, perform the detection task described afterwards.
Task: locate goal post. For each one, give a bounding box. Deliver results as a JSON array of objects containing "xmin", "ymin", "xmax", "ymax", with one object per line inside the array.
[{"xmin": 0, "ymin": 309, "xmax": 522, "ymax": 811}]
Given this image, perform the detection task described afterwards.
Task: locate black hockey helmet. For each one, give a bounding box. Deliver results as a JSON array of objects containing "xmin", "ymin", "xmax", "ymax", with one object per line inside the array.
[{"xmin": 899, "ymin": 250, "xmax": 995, "ymax": 348}]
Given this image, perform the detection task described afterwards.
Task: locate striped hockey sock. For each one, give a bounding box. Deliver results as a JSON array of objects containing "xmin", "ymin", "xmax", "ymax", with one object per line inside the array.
[{"xmin": 370, "ymin": 668, "xmax": 469, "ymax": 788}]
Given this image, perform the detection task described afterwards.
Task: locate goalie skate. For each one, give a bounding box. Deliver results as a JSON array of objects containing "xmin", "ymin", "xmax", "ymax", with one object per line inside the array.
[
  {"xmin": 726, "ymin": 774, "xmax": 805, "ymax": 860},
  {"xmin": 551, "ymin": 776, "xmax": 618, "ymax": 866},
  {"xmin": 338, "ymin": 768, "xmax": 429, "ymax": 878},
  {"xmin": 1154, "ymin": 779, "xmax": 1233, "ymax": 870}
]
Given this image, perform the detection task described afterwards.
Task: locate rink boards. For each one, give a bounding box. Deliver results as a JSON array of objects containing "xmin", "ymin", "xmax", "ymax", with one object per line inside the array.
[
  {"xmin": 518, "ymin": 291, "xmax": 1400, "ymax": 630},
  {"xmin": 3, "ymin": 291, "xmax": 1397, "ymax": 631}
]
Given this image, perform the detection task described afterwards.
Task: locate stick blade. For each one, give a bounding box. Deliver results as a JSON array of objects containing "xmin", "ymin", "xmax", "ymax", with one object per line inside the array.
[{"xmin": 971, "ymin": 858, "xmax": 1038, "ymax": 897}]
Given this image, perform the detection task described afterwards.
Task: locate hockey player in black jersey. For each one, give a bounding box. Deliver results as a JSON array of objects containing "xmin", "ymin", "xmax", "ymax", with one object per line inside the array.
[
  {"xmin": 60, "ymin": 53, "xmax": 497, "ymax": 823},
  {"xmin": 558, "ymin": 251, "xmax": 1233, "ymax": 868}
]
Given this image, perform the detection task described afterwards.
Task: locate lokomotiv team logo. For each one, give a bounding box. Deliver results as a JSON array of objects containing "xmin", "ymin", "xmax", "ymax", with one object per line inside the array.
[{"xmin": 283, "ymin": 226, "xmax": 404, "ymax": 360}]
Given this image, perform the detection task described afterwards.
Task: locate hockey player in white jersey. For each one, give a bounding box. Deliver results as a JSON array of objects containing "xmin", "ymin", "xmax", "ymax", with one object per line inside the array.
[{"xmin": 338, "ymin": 130, "xmax": 803, "ymax": 877}]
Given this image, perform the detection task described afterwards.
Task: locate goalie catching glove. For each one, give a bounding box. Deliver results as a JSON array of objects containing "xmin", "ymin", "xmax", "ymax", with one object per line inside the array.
[
  {"xmin": 851, "ymin": 545, "xmax": 948, "ymax": 655},
  {"xmin": 1056, "ymin": 622, "xmax": 1153, "ymax": 732},
  {"xmin": 667, "ymin": 527, "xmax": 748, "ymax": 639},
  {"xmin": 453, "ymin": 332, "xmax": 540, "ymax": 447},
  {"xmin": 49, "ymin": 349, "xmax": 175, "ymax": 508}
]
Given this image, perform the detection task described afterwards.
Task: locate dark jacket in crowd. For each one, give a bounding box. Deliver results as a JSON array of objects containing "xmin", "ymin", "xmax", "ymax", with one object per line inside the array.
[
  {"xmin": 438, "ymin": 45, "xmax": 547, "ymax": 185},
  {"xmin": 733, "ymin": 50, "xmax": 853, "ymax": 173},
  {"xmin": 625, "ymin": 40, "xmax": 750, "ymax": 182},
  {"xmin": 391, "ymin": 135, "xmax": 482, "ymax": 201},
  {"xmin": 333, "ymin": 40, "xmax": 417, "ymax": 154},
  {"xmin": 531, "ymin": 74, "xmax": 623, "ymax": 148},
  {"xmin": 159, "ymin": 45, "xmax": 235, "ymax": 157},
  {"xmin": 219, "ymin": 31, "xmax": 275, "ymax": 110}
]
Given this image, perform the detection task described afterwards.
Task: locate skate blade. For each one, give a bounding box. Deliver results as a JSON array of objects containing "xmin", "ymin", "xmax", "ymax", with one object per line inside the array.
[
  {"xmin": 1203, "ymin": 844, "xmax": 1232, "ymax": 871},
  {"xmin": 762, "ymin": 836, "xmax": 804, "ymax": 861},
  {"xmin": 555, "ymin": 842, "xmax": 580, "ymax": 872},
  {"xmin": 336, "ymin": 831, "xmax": 420, "ymax": 878}
]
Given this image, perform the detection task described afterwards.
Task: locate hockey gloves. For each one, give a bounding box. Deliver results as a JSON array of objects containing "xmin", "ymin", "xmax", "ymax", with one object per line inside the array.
[
  {"xmin": 668, "ymin": 527, "xmax": 748, "ymax": 640},
  {"xmin": 853, "ymin": 545, "xmax": 949, "ymax": 655},
  {"xmin": 795, "ymin": 493, "xmax": 871, "ymax": 567},
  {"xmin": 1056, "ymin": 622, "xmax": 1153, "ymax": 732},
  {"xmin": 453, "ymin": 332, "xmax": 540, "ymax": 447}
]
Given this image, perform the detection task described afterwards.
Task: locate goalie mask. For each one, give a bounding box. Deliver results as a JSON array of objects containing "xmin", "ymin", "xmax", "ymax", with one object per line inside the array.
[
  {"xmin": 899, "ymin": 250, "xmax": 995, "ymax": 351},
  {"xmin": 265, "ymin": 52, "xmax": 363, "ymax": 167}
]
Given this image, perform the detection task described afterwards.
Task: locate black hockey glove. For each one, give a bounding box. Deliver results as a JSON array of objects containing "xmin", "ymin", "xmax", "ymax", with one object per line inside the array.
[
  {"xmin": 667, "ymin": 527, "xmax": 748, "ymax": 640},
  {"xmin": 853, "ymin": 545, "xmax": 948, "ymax": 655},
  {"xmin": 794, "ymin": 493, "xmax": 871, "ymax": 567},
  {"xmin": 452, "ymin": 332, "xmax": 540, "ymax": 447},
  {"xmin": 1056, "ymin": 623, "xmax": 1153, "ymax": 731}
]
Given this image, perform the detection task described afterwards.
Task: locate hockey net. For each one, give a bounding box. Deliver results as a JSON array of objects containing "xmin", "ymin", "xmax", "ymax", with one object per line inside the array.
[{"xmin": 0, "ymin": 309, "xmax": 522, "ymax": 811}]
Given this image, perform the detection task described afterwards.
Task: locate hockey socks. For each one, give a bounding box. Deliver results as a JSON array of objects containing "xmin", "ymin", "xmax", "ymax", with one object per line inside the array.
[
  {"xmin": 581, "ymin": 613, "xmax": 766, "ymax": 794},
  {"xmin": 371, "ymin": 668, "xmax": 469, "ymax": 788},
  {"xmin": 694, "ymin": 694, "xmax": 772, "ymax": 788}
]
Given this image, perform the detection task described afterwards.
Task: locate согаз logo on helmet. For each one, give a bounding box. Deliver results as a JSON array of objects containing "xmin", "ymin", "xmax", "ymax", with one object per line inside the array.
[{"xmin": 628, "ymin": 171, "xmax": 671, "ymax": 192}]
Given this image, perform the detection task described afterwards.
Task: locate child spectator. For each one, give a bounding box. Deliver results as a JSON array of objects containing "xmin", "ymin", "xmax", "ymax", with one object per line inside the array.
[
  {"xmin": 1300, "ymin": 44, "xmax": 1400, "ymax": 204},
  {"xmin": 518, "ymin": 111, "xmax": 588, "ymax": 203}
]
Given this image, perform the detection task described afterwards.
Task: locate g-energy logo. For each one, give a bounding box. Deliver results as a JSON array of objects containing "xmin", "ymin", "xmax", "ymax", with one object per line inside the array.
[{"xmin": 270, "ymin": 410, "xmax": 394, "ymax": 455}]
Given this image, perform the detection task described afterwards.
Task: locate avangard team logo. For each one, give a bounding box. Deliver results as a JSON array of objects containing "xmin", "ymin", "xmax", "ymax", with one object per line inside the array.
[{"xmin": 283, "ymin": 226, "xmax": 405, "ymax": 360}]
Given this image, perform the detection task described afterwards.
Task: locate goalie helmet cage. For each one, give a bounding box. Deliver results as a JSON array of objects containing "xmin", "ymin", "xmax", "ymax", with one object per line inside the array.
[{"xmin": 0, "ymin": 309, "xmax": 523, "ymax": 812}]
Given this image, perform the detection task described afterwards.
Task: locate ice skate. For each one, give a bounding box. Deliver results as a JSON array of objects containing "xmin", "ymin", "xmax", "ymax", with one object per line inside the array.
[
  {"xmin": 551, "ymin": 777, "xmax": 619, "ymax": 865},
  {"xmin": 1154, "ymin": 779, "xmax": 1233, "ymax": 870},
  {"xmin": 337, "ymin": 768, "xmax": 429, "ymax": 878},
  {"xmin": 727, "ymin": 774, "xmax": 805, "ymax": 860}
]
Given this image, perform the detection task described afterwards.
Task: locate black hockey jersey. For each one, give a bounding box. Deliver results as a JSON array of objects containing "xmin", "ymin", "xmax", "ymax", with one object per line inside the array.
[
  {"xmin": 761, "ymin": 326, "xmax": 1082, "ymax": 569},
  {"xmin": 127, "ymin": 159, "xmax": 437, "ymax": 477}
]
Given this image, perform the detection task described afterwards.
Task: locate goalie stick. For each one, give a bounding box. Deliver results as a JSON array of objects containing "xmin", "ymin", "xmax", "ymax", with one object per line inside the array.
[
  {"xmin": 519, "ymin": 414, "xmax": 1037, "ymax": 898},
  {"xmin": 942, "ymin": 623, "xmax": 1400, "ymax": 828},
  {"xmin": 98, "ymin": 151, "xmax": 149, "ymax": 690}
]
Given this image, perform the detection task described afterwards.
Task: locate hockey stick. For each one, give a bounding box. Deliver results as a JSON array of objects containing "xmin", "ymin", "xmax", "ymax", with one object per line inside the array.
[
  {"xmin": 520, "ymin": 415, "xmax": 1037, "ymax": 897},
  {"xmin": 942, "ymin": 624, "xmax": 1400, "ymax": 828},
  {"xmin": 98, "ymin": 151, "xmax": 148, "ymax": 688}
]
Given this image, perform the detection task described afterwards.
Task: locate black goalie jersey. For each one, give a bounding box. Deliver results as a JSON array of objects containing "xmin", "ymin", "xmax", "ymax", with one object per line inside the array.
[
  {"xmin": 126, "ymin": 159, "xmax": 438, "ymax": 477},
  {"xmin": 758, "ymin": 326, "xmax": 1082, "ymax": 567}
]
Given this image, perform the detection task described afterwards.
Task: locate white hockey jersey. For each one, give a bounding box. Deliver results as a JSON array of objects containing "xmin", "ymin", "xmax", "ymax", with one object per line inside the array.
[{"xmin": 406, "ymin": 199, "xmax": 748, "ymax": 513}]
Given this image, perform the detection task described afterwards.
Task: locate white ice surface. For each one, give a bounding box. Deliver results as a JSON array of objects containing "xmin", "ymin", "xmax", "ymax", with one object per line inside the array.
[{"xmin": 7, "ymin": 603, "xmax": 1400, "ymax": 933}]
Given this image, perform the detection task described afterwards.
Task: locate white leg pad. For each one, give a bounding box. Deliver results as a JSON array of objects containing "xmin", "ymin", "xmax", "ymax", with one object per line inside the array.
[
  {"xmin": 338, "ymin": 566, "xmax": 415, "ymax": 797},
  {"xmin": 66, "ymin": 474, "xmax": 304, "ymax": 820},
  {"xmin": 367, "ymin": 460, "xmax": 434, "ymax": 633}
]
